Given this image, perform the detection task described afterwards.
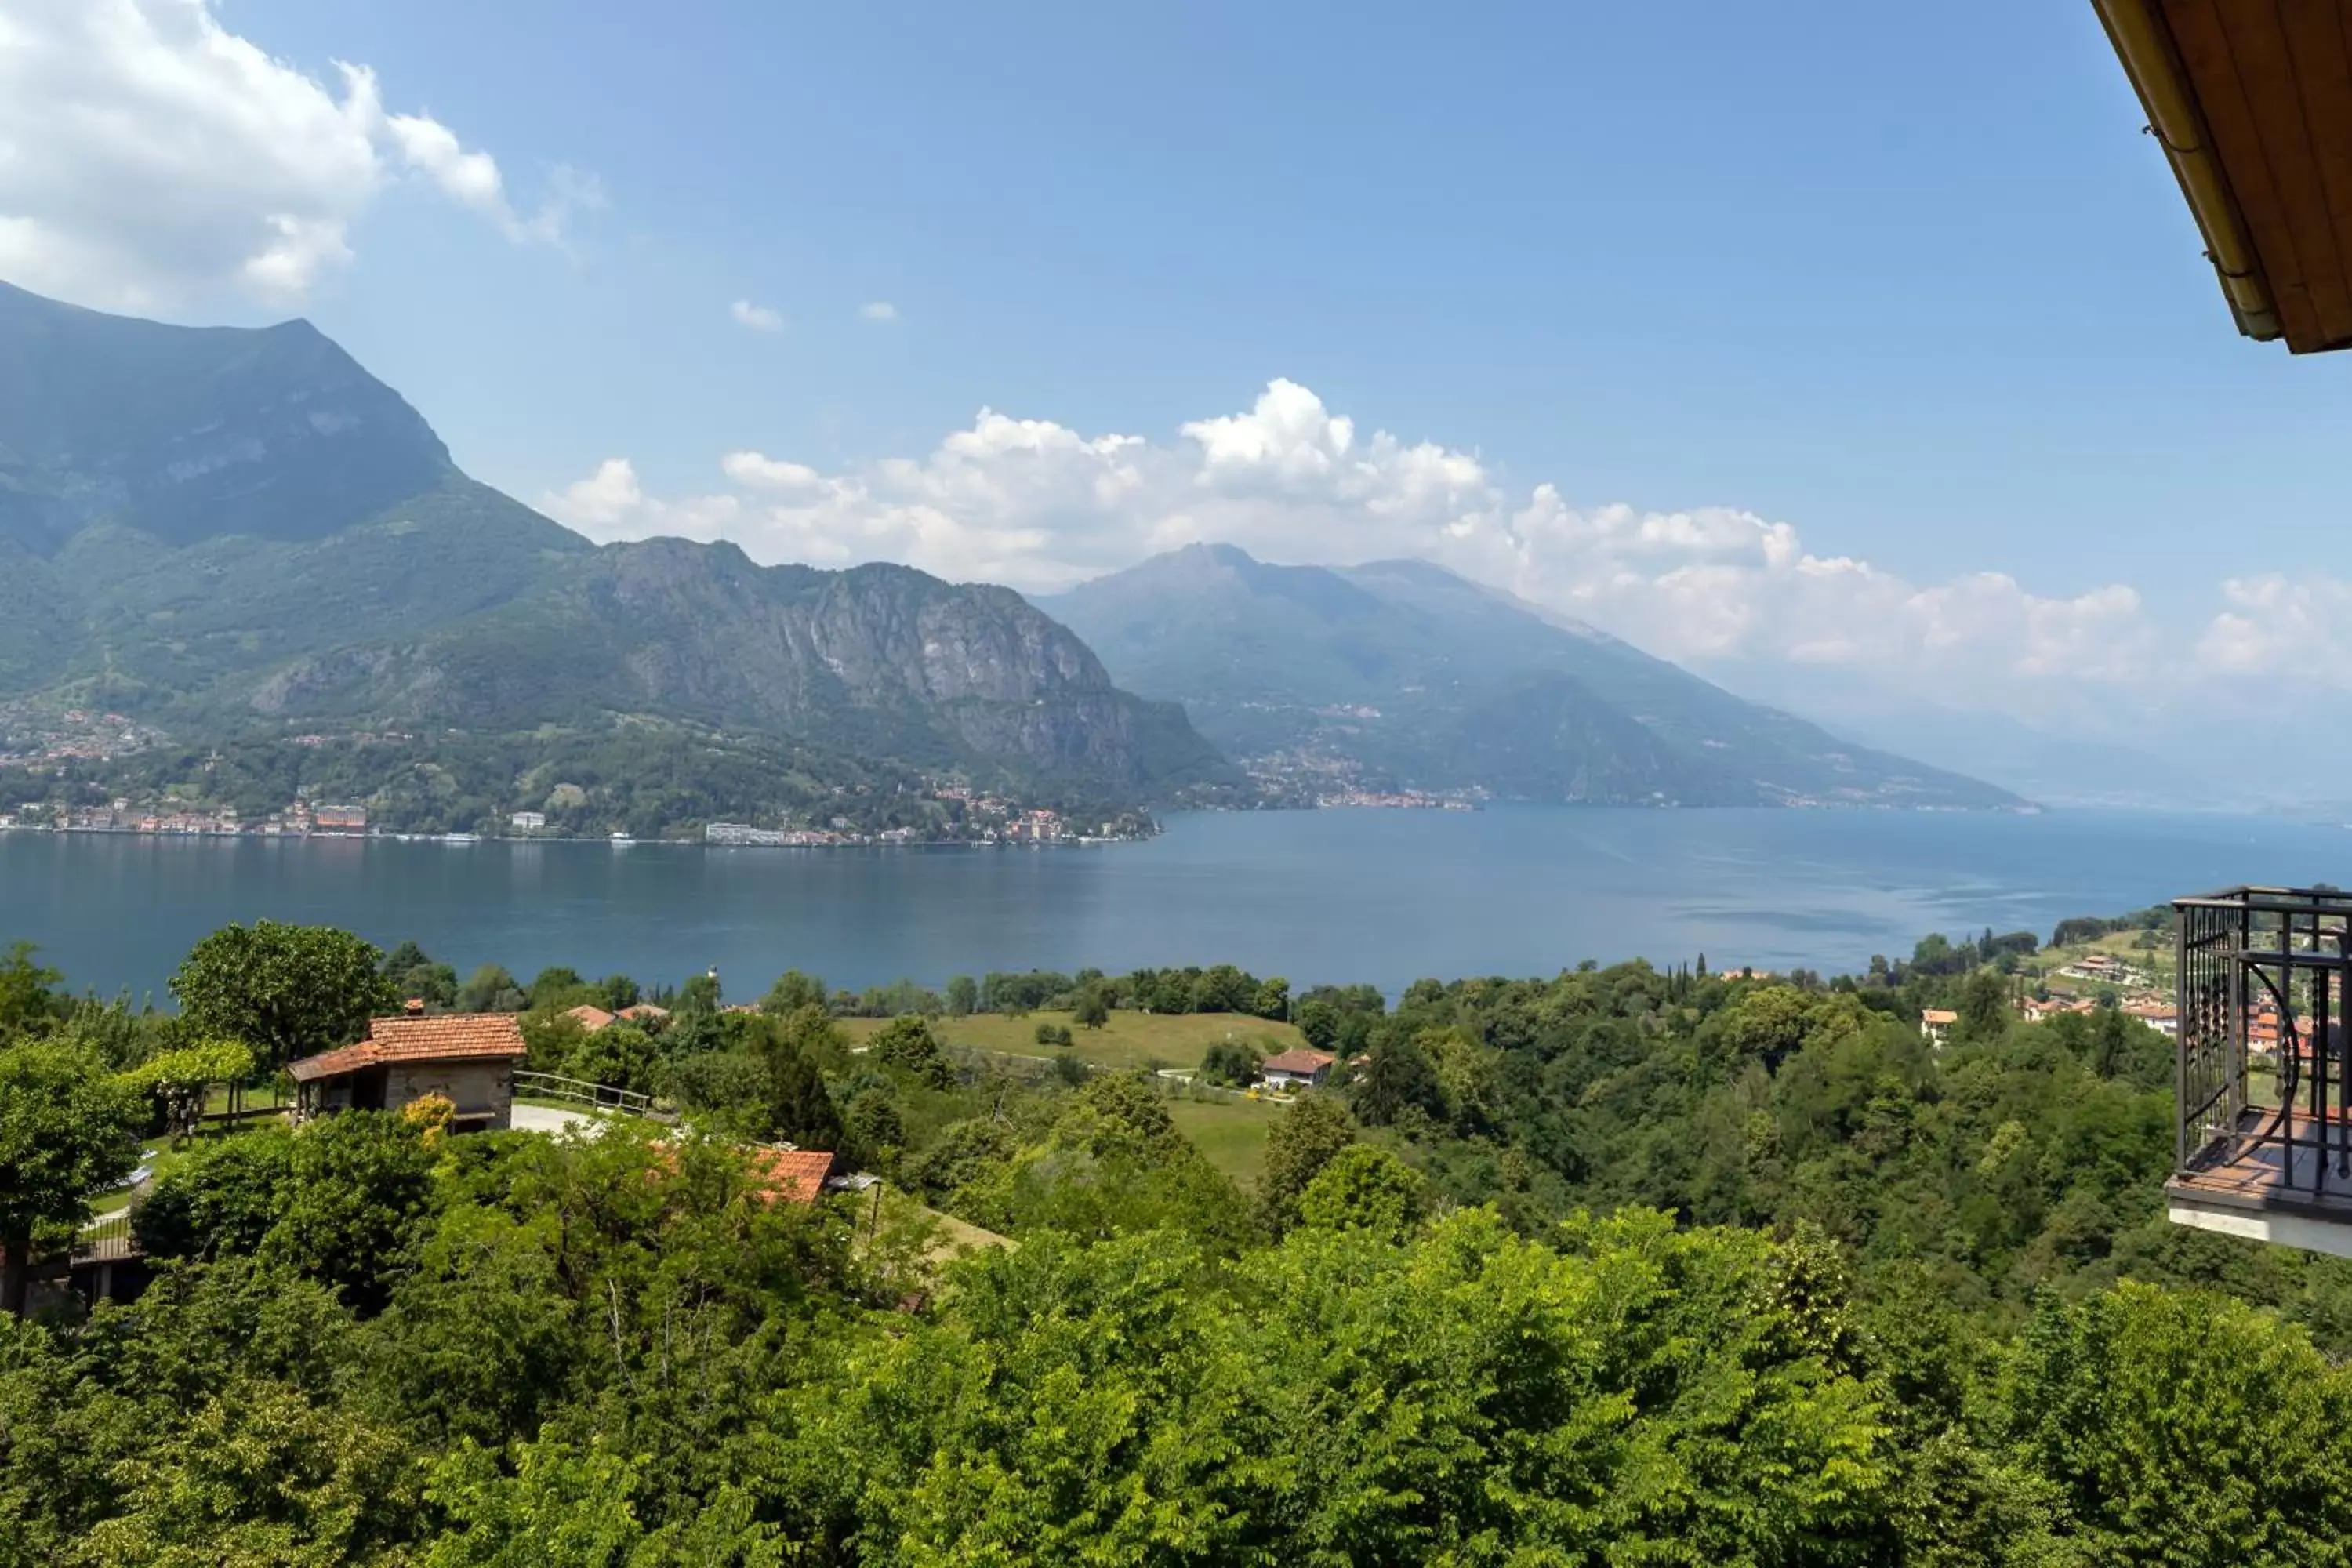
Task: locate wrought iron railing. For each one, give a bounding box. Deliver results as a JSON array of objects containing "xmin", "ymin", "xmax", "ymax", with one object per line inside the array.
[{"xmin": 2175, "ymin": 887, "xmax": 2352, "ymax": 1202}]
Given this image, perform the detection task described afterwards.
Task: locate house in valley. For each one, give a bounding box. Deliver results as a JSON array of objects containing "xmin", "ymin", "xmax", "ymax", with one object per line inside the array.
[{"xmin": 1258, "ymin": 1047, "xmax": 1337, "ymax": 1091}]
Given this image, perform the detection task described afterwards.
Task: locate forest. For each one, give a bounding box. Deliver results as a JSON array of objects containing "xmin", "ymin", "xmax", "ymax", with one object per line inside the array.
[{"xmin": 3, "ymin": 919, "xmax": 2350, "ymax": 1566}]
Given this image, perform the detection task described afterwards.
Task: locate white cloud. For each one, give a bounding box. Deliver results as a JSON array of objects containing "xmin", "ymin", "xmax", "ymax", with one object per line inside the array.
[
  {"xmin": 730, "ymin": 299, "xmax": 784, "ymax": 333},
  {"xmin": 543, "ymin": 379, "xmax": 2205, "ymax": 710},
  {"xmin": 0, "ymin": 0, "xmax": 592, "ymax": 310},
  {"xmin": 541, "ymin": 457, "xmax": 739, "ymax": 543},
  {"xmin": 859, "ymin": 301, "xmax": 897, "ymax": 322}
]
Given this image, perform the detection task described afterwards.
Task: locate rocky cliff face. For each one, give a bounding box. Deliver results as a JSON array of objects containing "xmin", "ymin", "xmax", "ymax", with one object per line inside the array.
[{"xmin": 237, "ymin": 541, "xmax": 1230, "ymax": 793}]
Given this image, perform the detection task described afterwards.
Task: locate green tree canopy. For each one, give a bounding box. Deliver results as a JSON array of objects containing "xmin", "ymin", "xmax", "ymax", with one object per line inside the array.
[
  {"xmin": 171, "ymin": 922, "xmax": 398, "ymax": 1069},
  {"xmin": 1259, "ymin": 1091, "xmax": 1356, "ymax": 1232},
  {"xmin": 0, "ymin": 1040, "xmax": 142, "ymax": 1312},
  {"xmin": 1295, "ymin": 1142, "xmax": 1428, "ymax": 1240},
  {"xmin": 116, "ymin": 1038, "xmax": 255, "ymax": 1143}
]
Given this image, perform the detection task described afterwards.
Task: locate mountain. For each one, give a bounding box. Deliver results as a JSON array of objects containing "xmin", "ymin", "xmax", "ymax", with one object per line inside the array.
[
  {"xmin": 0, "ymin": 282, "xmax": 1226, "ymax": 804},
  {"xmin": 1036, "ymin": 543, "xmax": 2023, "ymax": 808}
]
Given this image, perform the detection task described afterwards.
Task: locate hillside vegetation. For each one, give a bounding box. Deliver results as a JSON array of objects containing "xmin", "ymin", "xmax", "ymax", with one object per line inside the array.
[{"xmin": 4, "ymin": 915, "xmax": 2350, "ymax": 1563}]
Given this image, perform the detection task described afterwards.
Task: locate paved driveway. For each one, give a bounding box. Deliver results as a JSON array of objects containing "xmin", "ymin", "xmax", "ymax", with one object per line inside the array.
[{"xmin": 510, "ymin": 1103, "xmax": 601, "ymax": 1136}]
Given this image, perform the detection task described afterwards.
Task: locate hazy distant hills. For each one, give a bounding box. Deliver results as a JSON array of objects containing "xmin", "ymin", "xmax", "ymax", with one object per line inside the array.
[
  {"xmin": 1037, "ymin": 543, "xmax": 2023, "ymax": 808},
  {"xmin": 0, "ymin": 281, "xmax": 1226, "ymax": 802}
]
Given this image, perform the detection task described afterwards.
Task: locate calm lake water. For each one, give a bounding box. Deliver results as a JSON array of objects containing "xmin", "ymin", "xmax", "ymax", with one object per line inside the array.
[{"xmin": 4, "ymin": 806, "xmax": 2350, "ymax": 1000}]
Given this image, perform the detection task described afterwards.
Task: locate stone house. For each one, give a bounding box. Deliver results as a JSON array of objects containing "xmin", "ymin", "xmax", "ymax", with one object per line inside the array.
[{"xmin": 288, "ymin": 1007, "xmax": 528, "ymax": 1131}]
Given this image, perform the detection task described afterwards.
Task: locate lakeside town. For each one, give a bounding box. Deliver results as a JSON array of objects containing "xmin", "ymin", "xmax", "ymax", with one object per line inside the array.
[{"xmin": 1, "ymin": 792, "xmax": 1138, "ymax": 848}]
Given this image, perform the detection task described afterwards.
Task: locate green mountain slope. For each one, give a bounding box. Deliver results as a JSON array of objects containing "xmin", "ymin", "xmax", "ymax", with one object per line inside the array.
[
  {"xmin": 0, "ymin": 282, "xmax": 1228, "ymax": 806},
  {"xmin": 0, "ymin": 279, "xmax": 456, "ymax": 552},
  {"xmin": 1037, "ymin": 543, "xmax": 2022, "ymax": 808}
]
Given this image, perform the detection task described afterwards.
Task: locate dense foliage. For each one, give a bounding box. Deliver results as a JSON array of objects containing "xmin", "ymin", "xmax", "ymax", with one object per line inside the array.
[{"xmin": 4, "ymin": 920, "xmax": 2351, "ymax": 1564}]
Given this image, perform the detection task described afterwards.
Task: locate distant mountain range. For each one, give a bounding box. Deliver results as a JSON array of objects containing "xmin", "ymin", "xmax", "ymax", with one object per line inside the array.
[
  {"xmin": 1037, "ymin": 543, "xmax": 2023, "ymax": 809},
  {"xmin": 0, "ymin": 279, "xmax": 2018, "ymax": 816},
  {"xmin": 0, "ymin": 281, "xmax": 1227, "ymax": 804}
]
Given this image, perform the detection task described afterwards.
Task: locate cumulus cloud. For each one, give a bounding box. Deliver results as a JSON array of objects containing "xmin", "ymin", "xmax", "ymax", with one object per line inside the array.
[
  {"xmin": 859, "ymin": 301, "xmax": 897, "ymax": 322},
  {"xmin": 0, "ymin": 0, "xmax": 592, "ymax": 310},
  {"xmin": 542, "ymin": 458, "xmax": 739, "ymax": 542},
  {"xmin": 541, "ymin": 379, "xmax": 2202, "ymax": 703},
  {"xmin": 730, "ymin": 299, "xmax": 784, "ymax": 333}
]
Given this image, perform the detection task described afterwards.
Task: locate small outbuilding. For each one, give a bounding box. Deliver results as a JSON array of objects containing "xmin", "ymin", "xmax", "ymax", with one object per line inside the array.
[{"xmin": 288, "ymin": 1007, "xmax": 528, "ymax": 1131}]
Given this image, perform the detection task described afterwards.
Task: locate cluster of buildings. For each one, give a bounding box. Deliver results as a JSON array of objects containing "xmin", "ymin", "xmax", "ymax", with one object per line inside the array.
[
  {"xmin": 5, "ymin": 799, "xmax": 369, "ymax": 836},
  {"xmin": 1918, "ymin": 989, "xmax": 2180, "ymax": 1048},
  {"xmin": 0, "ymin": 708, "xmax": 155, "ymax": 768},
  {"xmin": 1313, "ymin": 789, "xmax": 1479, "ymax": 811},
  {"xmin": 705, "ymin": 804, "xmax": 1114, "ymax": 848}
]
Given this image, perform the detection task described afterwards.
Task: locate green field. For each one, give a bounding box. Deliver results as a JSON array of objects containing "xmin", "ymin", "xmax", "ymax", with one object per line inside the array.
[
  {"xmin": 842, "ymin": 1008, "xmax": 1304, "ymax": 1073},
  {"xmin": 1165, "ymin": 1095, "xmax": 1281, "ymax": 1185}
]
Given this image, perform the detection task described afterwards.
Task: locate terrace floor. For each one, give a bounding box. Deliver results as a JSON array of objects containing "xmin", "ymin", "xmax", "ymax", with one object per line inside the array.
[{"xmin": 2169, "ymin": 1103, "xmax": 2352, "ymax": 1258}]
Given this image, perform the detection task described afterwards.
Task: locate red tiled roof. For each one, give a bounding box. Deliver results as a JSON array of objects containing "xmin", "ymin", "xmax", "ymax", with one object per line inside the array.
[
  {"xmin": 1260, "ymin": 1047, "xmax": 1337, "ymax": 1076},
  {"xmin": 1921, "ymin": 1009, "xmax": 1958, "ymax": 1025},
  {"xmin": 286, "ymin": 1012, "xmax": 527, "ymax": 1081},
  {"xmin": 747, "ymin": 1147, "xmax": 837, "ymax": 1204},
  {"xmin": 286, "ymin": 1044, "xmax": 378, "ymax": 1083},
  {"xmin": 365, "ymin": 1013, "xmax": 528, "ymax": 1063},
  {"xmin": 619, "ymin": 1004, "xmax": 670, "ymax": 1022},
  {"xmin": 566, "ymin": 1004, "xmax": 617, "ymax": 1032}
]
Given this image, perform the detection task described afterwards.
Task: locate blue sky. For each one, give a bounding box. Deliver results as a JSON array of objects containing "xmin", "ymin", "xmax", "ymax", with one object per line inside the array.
[{"xmin": 6, "ymin": 0, "xmax": 2350, "ymax": 740}]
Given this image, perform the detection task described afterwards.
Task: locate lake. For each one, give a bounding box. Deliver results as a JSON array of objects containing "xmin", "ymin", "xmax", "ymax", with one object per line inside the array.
[{"xmin": 4, "ymin": 805, "xmax": 2350, "ymax": 1000}]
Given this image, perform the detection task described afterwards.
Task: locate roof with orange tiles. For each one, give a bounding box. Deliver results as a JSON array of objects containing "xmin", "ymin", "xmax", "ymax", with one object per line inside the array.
[
  {"xmin": 747, "ymin": 1147, "xmax": 837, "ymax": 1204},
  {"xmin": 287, "ymin": 1012, "xmax": 528, "ymax": 1081},
  {"xmin": 1921, "ymin": 1009, "xmax": 1959, "ymax": 1025},
  {"xmin": 565, "ymin": 1004, "xmax": 618, "ymax": 1032},
  {"xmin": 1260, "ymin": 1047, "xmax": 1338, "ymax": 1076},
  {"xmin": 286, "ymin": 1044, "xmax": 379, "ymax": 1083},
  {"xmin": 619, "ymin": 1004, "xmax": 670, "ymax": 1022}
]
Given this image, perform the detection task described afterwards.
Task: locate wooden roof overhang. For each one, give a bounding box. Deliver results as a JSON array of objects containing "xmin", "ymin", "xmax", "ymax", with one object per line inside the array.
[{"xmin": 2095, "ymin": 0, "xmax": 2352, "ymax": 352}]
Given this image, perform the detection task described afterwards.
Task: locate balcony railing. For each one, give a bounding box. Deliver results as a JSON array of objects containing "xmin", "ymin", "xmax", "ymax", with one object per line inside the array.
[{"xmin": 2170, "ymin": 887, "xmax": 2352, "ymax": 1253}]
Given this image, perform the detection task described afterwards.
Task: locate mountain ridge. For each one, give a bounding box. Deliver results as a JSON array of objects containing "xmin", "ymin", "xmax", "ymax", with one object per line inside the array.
[
  {"xmin": 0, "ymin": 281, "xmax": 1229, "ymax": 807},
  {"xmin": 1038, "ymin": 543, "xmax": 2023, "ymax": 809}
]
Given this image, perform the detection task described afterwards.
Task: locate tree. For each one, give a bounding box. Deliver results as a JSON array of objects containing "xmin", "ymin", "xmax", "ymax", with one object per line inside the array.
[
  {"xmin": 762, "ymin": 970, "xmax": 827, "ymax": 1016},
  {"xmin": 1253, "ymin": 977, "xmax": 1291, "ymax": 1022},
  {"xmin": 1072, "ymin": 989, "xmax": 1110, "ymax": 1029},
  {"xmin": 264, "ymin": 1112, "xmax": 439, "ymax": 1313},
  {"xmin": 2006, "ymin": 1283, "xmax": 2352, "ymax": 1565},
  {"xmin": 383, "ymin": 940, "xmax": 459, "ymax": 1010},
  {"xmin": 1956, "ymin": 969, "xmax": 2009, "ymax": 1044},
  {"xmin": 763, "ymin": 1037, "xmax": 843, "ymax": 1151},
  {"xmin": 170, "ymin": 922, "xmax": 397, "ymax": 1071},
  {"xmin": 1034, "ymin": 1022, "xmax": 1073, "ymax": 1047},
  {"xmin": 0, "ymin": 1042, "xmax": 142, "ymax": 1312},
  {"xmin": 841, "ymin": 1088, "xmax": 905, "ymax": 1169},
  {"xmin": 525, "ymin": 967, "xmax": 590, "ymax": 1010},
  {"xmin": 677, "ymin": 969, "xmax": 723, "ymax": 1015},
  {"xmin": 597, "ymin": 973, "xmax": 641, "ymax": 1011},
  {"xmin": 456, "ymin": 964, "xmax": 525, "ymax": 1014},
  {"xmin": 1200, "ymin": 1037, "xmax": 1262, "ymax": 1088},
  {"xmin": 1258, "ymin": 1092, "xmax": 1356, "ymax": 1232},
  {"xmin": 1295, "ymin": 999, "xmax": 1341, "ymax": 1051},
  {"xmin": 0, "ymin": 942, "xmax": 64, "ymax": 1036},
  {"xmin": 873, "ymin": 1016, "xmax": 951, "ymax": 1087},
  {"xmin": 116, "ymin": 1038, "xmax": 255, "ymax": 1145},
  {"xmin": 1295, "ymin": 1144, "xmax": 1427, "ymax": 1240},
  {"xmin": 1352, "ymin": 1036, "xmax": 1446, "ymax": 1128},
  {"xmin": 946, "ymin": 975, "xmax": 978, "ymax": 1017}
]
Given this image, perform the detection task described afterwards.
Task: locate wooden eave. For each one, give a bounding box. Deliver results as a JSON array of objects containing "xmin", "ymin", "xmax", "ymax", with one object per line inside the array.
[{"xmin": 2095, "ymin": 0, "xmax": 2352, "ymax": 352}]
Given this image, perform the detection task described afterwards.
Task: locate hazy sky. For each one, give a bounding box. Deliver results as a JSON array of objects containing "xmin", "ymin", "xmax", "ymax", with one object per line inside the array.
[{"xmin": 5, "ymin": 1, "xmax": 2349, "ymax": 734}]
